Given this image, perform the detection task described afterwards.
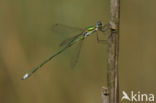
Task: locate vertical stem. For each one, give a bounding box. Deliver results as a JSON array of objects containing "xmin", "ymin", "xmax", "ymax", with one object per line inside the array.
[
  {"xmin": 107, "ymin": 0, "xmax": 120, "ymax": 103},
  {"xmin": 101, "ymin": 87, "xmax": 109, "ymax": 103}
]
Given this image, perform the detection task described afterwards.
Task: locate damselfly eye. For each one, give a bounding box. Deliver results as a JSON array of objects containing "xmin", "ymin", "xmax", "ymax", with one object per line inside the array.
[{"xmin": 96, "ymin": 21, "xmax": 102, "ymax": 27}]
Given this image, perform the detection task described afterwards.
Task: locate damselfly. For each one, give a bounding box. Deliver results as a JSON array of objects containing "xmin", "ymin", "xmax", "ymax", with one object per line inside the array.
[{"xmin": 22, "ymin": 21, "xmax": 109, "ymax": 80}]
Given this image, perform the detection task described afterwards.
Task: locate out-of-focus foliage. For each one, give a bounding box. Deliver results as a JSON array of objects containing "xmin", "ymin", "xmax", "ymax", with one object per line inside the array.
[{"xmin": 0, "ymin": 0, "xmax": 155, "ymax": 103}]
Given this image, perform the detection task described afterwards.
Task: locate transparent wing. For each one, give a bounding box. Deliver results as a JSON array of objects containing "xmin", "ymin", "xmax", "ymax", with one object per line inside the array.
[
  {"xmin": 70, "ymin": 39, "xmax": 84, "ymax": 68},
  {"xmin": 59, "ymin": 33, "xmax": 83, "ymax": 47},
  {"xmin": 51, "ymin": 23, "xmax": 83, "ymax": 35}
]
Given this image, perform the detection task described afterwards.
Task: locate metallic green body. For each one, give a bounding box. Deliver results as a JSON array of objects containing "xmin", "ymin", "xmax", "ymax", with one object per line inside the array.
[
  {"xmin": 87, "ymin": 26, "xmax": 96, "ymax": 31},
  {"xmin": 22, "ymin": 21, "xmax": 104, "ymax": 80}
]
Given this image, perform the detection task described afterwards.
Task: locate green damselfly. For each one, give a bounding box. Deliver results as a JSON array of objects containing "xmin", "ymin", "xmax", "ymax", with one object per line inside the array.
[{"xmin": 22, "ymin": 21, "xmax": 109, "ymax": 80}]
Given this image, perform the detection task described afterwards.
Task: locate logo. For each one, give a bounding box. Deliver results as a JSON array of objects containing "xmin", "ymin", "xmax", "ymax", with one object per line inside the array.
[{"xmin": 121, "ymin": 91, "xmax": 154, "ymax": 102}]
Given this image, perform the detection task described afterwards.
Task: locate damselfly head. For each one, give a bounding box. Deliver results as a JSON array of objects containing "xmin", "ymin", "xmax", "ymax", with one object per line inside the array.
[{"xmin": 96, "ymin": 21, "xmax": 102, "ymax": 28}]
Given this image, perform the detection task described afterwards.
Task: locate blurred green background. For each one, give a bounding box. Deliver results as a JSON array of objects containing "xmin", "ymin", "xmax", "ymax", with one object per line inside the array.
[{"xmin": 0, "ymin": 0, "xmax": 156, "ymax": 103}]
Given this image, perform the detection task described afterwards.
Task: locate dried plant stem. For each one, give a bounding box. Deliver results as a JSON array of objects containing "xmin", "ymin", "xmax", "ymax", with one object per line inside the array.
[
  {"xmin": 101, "ymin": 87, "xmax": 109, "ymax": 103},
  {"xmin": 107, "ymin": 0, "xmax": 120, "ymax": 103}
]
